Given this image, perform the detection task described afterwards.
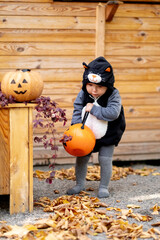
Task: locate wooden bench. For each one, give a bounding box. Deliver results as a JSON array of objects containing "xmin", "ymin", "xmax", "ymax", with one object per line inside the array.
[{"xmin": 0, "ymin": 103, "xmax": 35, "ymax": 214}]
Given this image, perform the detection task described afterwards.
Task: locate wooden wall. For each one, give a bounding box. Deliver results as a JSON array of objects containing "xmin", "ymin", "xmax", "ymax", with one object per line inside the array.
[
  {"xmin": 0, "ymin": 0, "xmax": 159, "ymax": 165},
  {"xmin": 105, "ymin": 3, "xmax": 160, "ymax": 162}
]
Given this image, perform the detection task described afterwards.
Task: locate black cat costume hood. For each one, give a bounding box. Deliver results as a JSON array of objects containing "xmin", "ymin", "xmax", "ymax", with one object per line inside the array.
[{"xmin": 82, "ymin": 56, "xmax": 115, "ymax": 90}]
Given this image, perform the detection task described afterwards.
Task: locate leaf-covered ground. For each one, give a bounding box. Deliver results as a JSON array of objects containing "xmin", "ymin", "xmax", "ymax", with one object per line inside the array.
[
  {"xmin": 0, "ymin": 164, "xmax": 160, "ymax": 240},
  {"xmin": 34, "ymin": 165, "xmax": 157, "ymax": 182}
]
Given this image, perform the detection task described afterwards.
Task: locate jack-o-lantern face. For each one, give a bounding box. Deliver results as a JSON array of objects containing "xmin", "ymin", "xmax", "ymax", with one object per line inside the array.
[{"xmin": 1, "ymin": 69, "xmax": 44, "ymax": 102}]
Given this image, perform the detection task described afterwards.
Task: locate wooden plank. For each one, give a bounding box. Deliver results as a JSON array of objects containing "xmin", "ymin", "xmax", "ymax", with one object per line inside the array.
[
  {"xmin": 115, "ymin": 81, "xmax": 160, "ymax": 93},
  {"xmin": 0, "ymin": 29, "xmax": 95, "ymax": 42},
  {"xmin": 34, "ymin": 146, "xmax": 93, "ymax": 164},
  {"xmin": 32, "ymin": 116, "xmax": 160, "ymax": 133},
  {"xmin": 1, "ymin": 42, "xmax": 160, "ymax": 57},
  {"xmin": 34, "ymin": 141, "xmax": 160, "ymax": 158},
  {"xmin": 34, "ymin": 153, "xmax": 160, "ymax": 164},
  {"xmin": 0, "ymin": 16, "xmax": 96, "ymax": 30},
  {"xmin": 33, "ymin": 142, "xmax": 160, "ymax": 164},
  {"xmin": 50, "ymin": 2, "xmax": 98, "ymax": 8},
  {"xmin": 124, "ymin": 106, "xmax": 160, "ymax": 118},
  {"xmin": 1, "ymin": 29, "xmax": 160, "ymax": 44},
  {"xmin": 41, "ymin": 80, "xmax": 160, "ymax": 95},
  {"xmin": 115, "ymin": 142, "xmax": 160, "ymax": 155},
  {"xmin": 0, "ymin": 108, "xmax": 10, "ymax": 195},
  {"xmin": 0, "ymin": 42, "xmax": 95, "ymax": 56},
  {"xmin": 105, "ymin": 43, "xmax": 160, "ymax": 56},
  {"xmin": 126, "ymin": 105, "xmax": 160, "ymax": 119},
  {"xmin": 33, "ymin": 152, "xmax": 160, "ymax": 165},
  {"xmin": 121, "ymin": 93, "xmax": 160, "ymax": 106},
  {"xmin": 39, "ymin": 93, "xmax": 160, "ymax": 107},
  {"xmin": 34, "ymin": 95, "xmax": 76, "ymax": 108},
  {"xmin": 116, "ymin": 4, "xmax": 160, "ymax": 18},
  {"xmin": 1, "ymin": 56, "xmax": 160, "ymax": 69},
  {"xmin": 113, "ymin": 154, "xmax": 160, "ymax": 161},
  {"xmin": 121, "ymin": 129, "xmax": 160, "ymax": 143},
  {"xmin": 1, "ymin": 68, "xmax": 160, "ymax": 82},
  {"xmin": 10, "ymin": 107, "xmax": 29, "ymax": 214},
  {"xmin": 51, "ymin": 157, "xmax": 77, "ymax": 165},
  {"xmin": 33, "ymin": 146, "xmax": 72, "ymax": 160},
  {"xmin": 37, "ymin": 99, "xmax": 160, "ymax": 115},
  {"xmin": 33, "ymin": 157, "xmax": 76, "ymax": 166},
  {"xmin": 93, "ymin": 142, "xmax": 160, "ymax": 162},
  {"xmin": 114, "ymin": 68, "xmax": 160, "ymax": 81},
  {"xmin": 95, "ymin": 3, "xmax": 105, "ymax": 57},
  {"xmin": 105, "ymin": 17, "xmax": 160, "ymax": 31},
  {"xmin": 1, "ymin": 103, "xmax": 36, "ymax": 109},
  {"xmin": 33, "ymin": 121, "xmax": 68, "ymax": 134},
  {"xmin": 0, "ymin": 56, "xmax": 95, "ymax": 69},
  {"xmin": 105, "ymin": 30, "xmax": 160, "ymax": 43},
  {"xmin": 0, "ymin": 1, "xmax": 97, "ymax": 7},
  {"xmin": 34, "ymin": 126, "xmax": 160, "ymax": 145},
  {"xmin": 42, "ymin": 82, "xmax": 81, "ymax": 95},
  {"xmin": 122, "ymin": 0, "xmax": 160, "ymax": 2},
  {"xmin": 126, "ymin": 118, "xmax": 160, "ymax": 130},
  {"xmin": 0, "ymin": 2, "xmax": 96, "ymax": 16},
  {"xmin": 106, "ymin": 56, "xmax": 160, "ymax": 68},
  {"xmin": 0, "ymin": 0, "xmax": 159, "ymax": 2},
  {"xmin": 0, "ymin": 0, "xmax": 53, "ymax": 2},
  {"xmin": 28, "ymin": 107, "xmax": 33, "ymax": 212},
  {"xmin": 0, "ymin": 68, "xmax": 84, "ymax": 82}
]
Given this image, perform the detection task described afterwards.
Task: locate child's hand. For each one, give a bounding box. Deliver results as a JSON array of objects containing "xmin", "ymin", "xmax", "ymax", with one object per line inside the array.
[{"xmin": 85, "ymin": 103, "xmax": 93, "ymax": 112}]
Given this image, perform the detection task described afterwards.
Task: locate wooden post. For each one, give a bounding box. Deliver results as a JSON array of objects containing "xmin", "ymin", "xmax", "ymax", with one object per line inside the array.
[
  {"xmin": 0, "ymin": 103, "xmax": 35, "ymax": 214},
  {"xmin": 95, "ymin": 3, "xmax": 105, "ymax": 57},
  {"xmin": 93, "ymin": 3, "xmax": 106, "ymax": 164},
  {"xmin": 95, "ymin": 3, "xmax": 106, "ymax": 58}
]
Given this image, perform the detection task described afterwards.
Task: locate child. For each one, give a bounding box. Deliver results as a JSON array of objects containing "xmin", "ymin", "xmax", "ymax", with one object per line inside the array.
[{"xmin": 67, "ymin": 56, "xmax": 126, "ymax": 198}]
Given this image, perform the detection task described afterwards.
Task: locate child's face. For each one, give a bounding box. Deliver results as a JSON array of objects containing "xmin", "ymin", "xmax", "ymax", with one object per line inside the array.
[{"xmin": 86, "ymin": 83, "xmax": 107, "ymax": 99}]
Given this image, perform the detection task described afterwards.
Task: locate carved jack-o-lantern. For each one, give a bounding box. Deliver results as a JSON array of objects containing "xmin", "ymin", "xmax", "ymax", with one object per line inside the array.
[{"xmin": 1, "ymin": 69, "xmax": 44, "ymax": 102}]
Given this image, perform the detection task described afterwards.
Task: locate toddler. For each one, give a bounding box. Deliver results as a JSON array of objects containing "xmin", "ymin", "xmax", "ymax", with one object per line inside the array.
[{"xmin": 67, "ymin": 57, "xmax": 126, "ymax": 198}]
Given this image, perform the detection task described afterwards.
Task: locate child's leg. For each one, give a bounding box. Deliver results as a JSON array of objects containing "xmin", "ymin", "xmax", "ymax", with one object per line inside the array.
[
  {"xmin": 98, "ymin": 145, "xmax": 114, "ymax": 198},
  {"xmin": 66, "ymin": 154, "xmax": 90, "ymax": 195}
]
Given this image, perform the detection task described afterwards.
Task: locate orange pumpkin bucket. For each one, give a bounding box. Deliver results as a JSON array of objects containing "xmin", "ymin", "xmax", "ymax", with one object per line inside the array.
[{"xmin": 62, "ymin": 112, "xmax": 96, "ymax": 157}]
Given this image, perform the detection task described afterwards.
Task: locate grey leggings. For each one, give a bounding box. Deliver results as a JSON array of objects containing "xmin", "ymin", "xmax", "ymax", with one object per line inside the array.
[
  {"xmin": 66, "ymin": 145, "xmax": 114, "ymax": 196},
  {"xmin": 98, "ymin": 145, "xmax": 115, "ymax": 159}
]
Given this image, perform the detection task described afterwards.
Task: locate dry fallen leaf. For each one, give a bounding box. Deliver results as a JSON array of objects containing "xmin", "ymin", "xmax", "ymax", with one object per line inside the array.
[
  {"xmin": 152, "ymin": 222, "xmax": 160, "ymax": 227},
  {"xmin": 151, "ymin": 204, "xmax": 160, "ymax": 215},
  {"xmin": 127, "ymin": 204, "xmax": 141, "ymax": 209},
  {"xmin": 54, "ymin": 189, "xmax": 59, "ymax": 194},
  {"xmin": 86, "ymin": 187, "xmax": 94, "ymax": 191},
  {"xmin": 34, "ymin": 169, "xmax": 52, "ymax": 180},
  {"xmin": 134, "ymin": 167, "xmax": 156, "ymax": 176},
  {"xmin": 152, "ymin": 172, "xmax": 160, "ymax": 176},
  {"xmin": 3, "ymin": 224, "xmax": 37, "ymax": 238}
]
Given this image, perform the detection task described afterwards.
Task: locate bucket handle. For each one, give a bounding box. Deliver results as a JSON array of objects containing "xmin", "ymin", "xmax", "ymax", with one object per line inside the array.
[{"xmin": 81, "ymin": 111, "xmax": 89, "ymax": 129}]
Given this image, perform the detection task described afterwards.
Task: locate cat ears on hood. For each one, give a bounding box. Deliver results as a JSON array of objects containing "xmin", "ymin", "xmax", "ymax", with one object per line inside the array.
[
  {"xmin": 82, "ymin": 62, "xmax": 111, "ymax": 72},
  {"xmin": 82, "ymin": 62, "xmax": 88, "ymax": 69}
]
